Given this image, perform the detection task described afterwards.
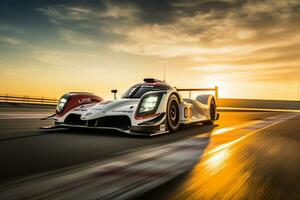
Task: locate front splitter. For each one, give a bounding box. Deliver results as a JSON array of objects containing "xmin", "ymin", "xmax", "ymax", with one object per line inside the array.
[{"xmin": 40, "ymin": 124, "xmax": 169, "ymax": 137}]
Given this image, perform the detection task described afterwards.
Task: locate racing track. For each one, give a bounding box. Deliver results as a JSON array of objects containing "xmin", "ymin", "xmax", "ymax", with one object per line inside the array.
[{"xmin": 0, "ymin": 106, "xmax": 300, "ymax": 199}]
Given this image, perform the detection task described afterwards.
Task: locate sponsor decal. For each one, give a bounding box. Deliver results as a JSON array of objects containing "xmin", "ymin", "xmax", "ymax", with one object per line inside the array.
[
  {"xmin": 111, "ymin": 110, "xmax": 133, "ymax": 113},
  {"xmin": 184, "ymin": 107, "xmax": 188, "ymax": 118},
  {"xmin": 78, "ymin": 98, "xmax": 91, "ymax": 104},
  {"xmin": 73, "ymin": 109, "xmax": 88, "ymax": 112},
  {"xmin": 160, "ymin": 124, "xmax": 166, "ymax": 131},
  {"xmin": 92, "ymin": 108, "xmax": 103, "ymax": 111},
  {"xmin": 141, "ymin": 85, "xmax": 154, "ymax": 88}
]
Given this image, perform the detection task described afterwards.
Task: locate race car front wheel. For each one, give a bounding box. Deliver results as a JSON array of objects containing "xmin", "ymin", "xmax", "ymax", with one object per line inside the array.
[{"xmin": 167, "ymin": 94, "xmax": 180, "ymax": 132}]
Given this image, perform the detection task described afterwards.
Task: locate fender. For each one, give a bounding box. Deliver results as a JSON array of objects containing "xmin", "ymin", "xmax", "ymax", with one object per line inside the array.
[{"xmin": 56, "ymin": 92, "xmax": 103, "ymax": 117}]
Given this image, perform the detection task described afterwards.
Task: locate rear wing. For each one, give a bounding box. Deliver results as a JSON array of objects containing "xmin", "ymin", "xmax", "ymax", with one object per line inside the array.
[{"xmin": 176, "ymin": 86, "xmax": 219, "ymax": 103}]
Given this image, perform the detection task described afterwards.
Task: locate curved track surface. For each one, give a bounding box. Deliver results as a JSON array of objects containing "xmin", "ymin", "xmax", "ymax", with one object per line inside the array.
[{"xmin": 0, "ymin": 107, "xmax": 299, "ymax": 199}]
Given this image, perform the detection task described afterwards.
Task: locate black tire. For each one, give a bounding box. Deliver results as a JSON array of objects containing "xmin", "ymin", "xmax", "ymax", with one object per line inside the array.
[
  {"xmin": 205, "ymin": 100, "xmax": 216, "ymax": 125},
  {"xmin": 166, "ymin": 94, "xmax": 180, "ymax": 132}
]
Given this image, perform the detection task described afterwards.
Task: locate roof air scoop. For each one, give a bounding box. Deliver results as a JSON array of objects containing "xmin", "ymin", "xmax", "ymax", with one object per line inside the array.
[{"xmin": 143, "ymin": 78, "xmax": 163, "ymax": 83}]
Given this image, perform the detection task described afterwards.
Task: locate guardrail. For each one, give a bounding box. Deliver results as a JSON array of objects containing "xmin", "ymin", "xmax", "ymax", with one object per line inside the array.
[
  {"xmin": 0, "ymin": 95, "xmax": 58, "ymax": 105},
  {"xmin": 0, "ymin": 87, "xmax": 219, "ymax": 106}
]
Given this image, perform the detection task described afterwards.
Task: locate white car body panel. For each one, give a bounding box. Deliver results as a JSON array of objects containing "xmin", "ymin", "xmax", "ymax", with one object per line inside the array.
[{"xmin": 42, "ymin": 79, "xmax": 218, "ymax": 136}]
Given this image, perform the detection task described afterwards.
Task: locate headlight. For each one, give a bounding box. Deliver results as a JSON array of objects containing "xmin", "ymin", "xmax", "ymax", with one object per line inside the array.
[
  {"xmin": 56, "ymin": 95, "xmax": 69, "ymax": 112},
  {"xmin": 139, "ymin": 96, "xmax": 158, "ymax": 113},
  {"xmin": 136, "ymin": 92, "xmax": 164, "ymax": 118}
]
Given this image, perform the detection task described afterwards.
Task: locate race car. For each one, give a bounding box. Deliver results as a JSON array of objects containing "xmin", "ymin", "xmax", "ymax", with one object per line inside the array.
[{"xmin": 41, "ymin": 78, "xmax": 219, "ymax": 136}]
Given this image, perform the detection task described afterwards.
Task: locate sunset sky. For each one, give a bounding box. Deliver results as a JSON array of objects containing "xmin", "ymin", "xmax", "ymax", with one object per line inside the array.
[{"xmin": 0, "ymin": 0, "xmax": 300, "ymax": 100}]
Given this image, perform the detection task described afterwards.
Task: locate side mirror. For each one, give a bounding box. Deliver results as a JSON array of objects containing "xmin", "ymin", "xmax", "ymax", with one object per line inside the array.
[{"xmin": 111, "ymin": 89, "xmax": 118, "ymax": 99}]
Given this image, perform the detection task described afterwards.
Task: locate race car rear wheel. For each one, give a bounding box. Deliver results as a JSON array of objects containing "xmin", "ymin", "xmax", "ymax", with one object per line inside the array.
[
  {"xmin": 206, "ymin": 100, "xmax": 216, "ymax": 125},
  {"xmin": 167, "ymin": 94, "xmax": 180, "ymax": 132}
]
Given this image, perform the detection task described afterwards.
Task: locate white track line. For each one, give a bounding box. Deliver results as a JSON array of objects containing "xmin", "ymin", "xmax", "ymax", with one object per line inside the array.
[{"xmin": 207, "ymin": 113, "xmax": 298, "ymax": 155}]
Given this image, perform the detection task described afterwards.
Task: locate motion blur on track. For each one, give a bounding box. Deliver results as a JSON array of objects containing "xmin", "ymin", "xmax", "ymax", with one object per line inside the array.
[{"xmin": 0, "ymin": 106, "xmax": 299, "ymax": 199}]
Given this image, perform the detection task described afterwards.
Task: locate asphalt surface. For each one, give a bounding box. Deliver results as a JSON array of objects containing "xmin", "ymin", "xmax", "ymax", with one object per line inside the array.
[
  {"xmin": 142, "ymin": 114, "xmax": 300, "ymax": 199},
  {"xmin": 0, "ymin": 107, "xmax": 299, "ymax": 199}
]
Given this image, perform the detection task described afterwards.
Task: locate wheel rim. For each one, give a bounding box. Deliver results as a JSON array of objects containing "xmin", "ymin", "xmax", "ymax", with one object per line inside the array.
[
  {"xmin": 169, "ymin": 100, "xmax": 179, "ymax": 127},
  {"xmin": 171, "ymin": 106, "xmax": 176, "ymax": 120}
]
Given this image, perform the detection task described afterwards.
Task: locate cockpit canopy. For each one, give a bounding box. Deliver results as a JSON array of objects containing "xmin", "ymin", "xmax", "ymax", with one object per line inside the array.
[{"xmin": 122, "ymin": 79, "xmax": 173, "ymax": 99}]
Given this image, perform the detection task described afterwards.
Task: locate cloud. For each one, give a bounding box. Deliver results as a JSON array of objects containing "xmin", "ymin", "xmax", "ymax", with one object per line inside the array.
[
  {"xmin": 38, "ymin": 1, "xmax": 139, "ymax": 22},
  {"xmin": 37, "ymin": 6, "xmax": 92, "ymax": 21},
  {"xmin": 100, "ymin": 2, "xmax": 138, "ymax": 19},
  {"xmin": 0, "ymin": 36, "xmax": 24, "ymax": 45},
  {"xmin": 28, "ymin": 0, "xmax": 300, "ymax": 86},
  {"xmin": 59, "ymin": 29, "xmax": 95, "ymax": 46},
  {"xmin": 31, "ymin": 49, "xmax": 97, "ymax": 68},
  {"xmin": 37, "ymin": 1, "xmax": 140, "ymax": 47}
]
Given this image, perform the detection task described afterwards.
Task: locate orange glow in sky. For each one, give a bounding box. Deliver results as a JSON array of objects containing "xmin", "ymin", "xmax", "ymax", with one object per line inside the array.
[{"xmin": 0, "ymin": 1, "xmax": 299, "ymax": 100}]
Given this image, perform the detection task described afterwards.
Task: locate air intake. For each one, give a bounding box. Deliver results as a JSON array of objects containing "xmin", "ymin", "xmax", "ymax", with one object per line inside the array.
[{"xmin": 143, "ymin": 78, "xmax": 163, "ymax": 83}]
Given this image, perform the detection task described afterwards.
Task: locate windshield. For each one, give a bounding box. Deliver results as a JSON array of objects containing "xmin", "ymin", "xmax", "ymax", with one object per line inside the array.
[{"xmin": 122, "ymin": 84, "xmax": 169, "ymax": 99}]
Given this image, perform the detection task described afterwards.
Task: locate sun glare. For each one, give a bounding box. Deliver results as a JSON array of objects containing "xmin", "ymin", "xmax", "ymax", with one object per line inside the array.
[{"xmin": 201, "ymin": 74, "xmax": 234, "ymax": 98}]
